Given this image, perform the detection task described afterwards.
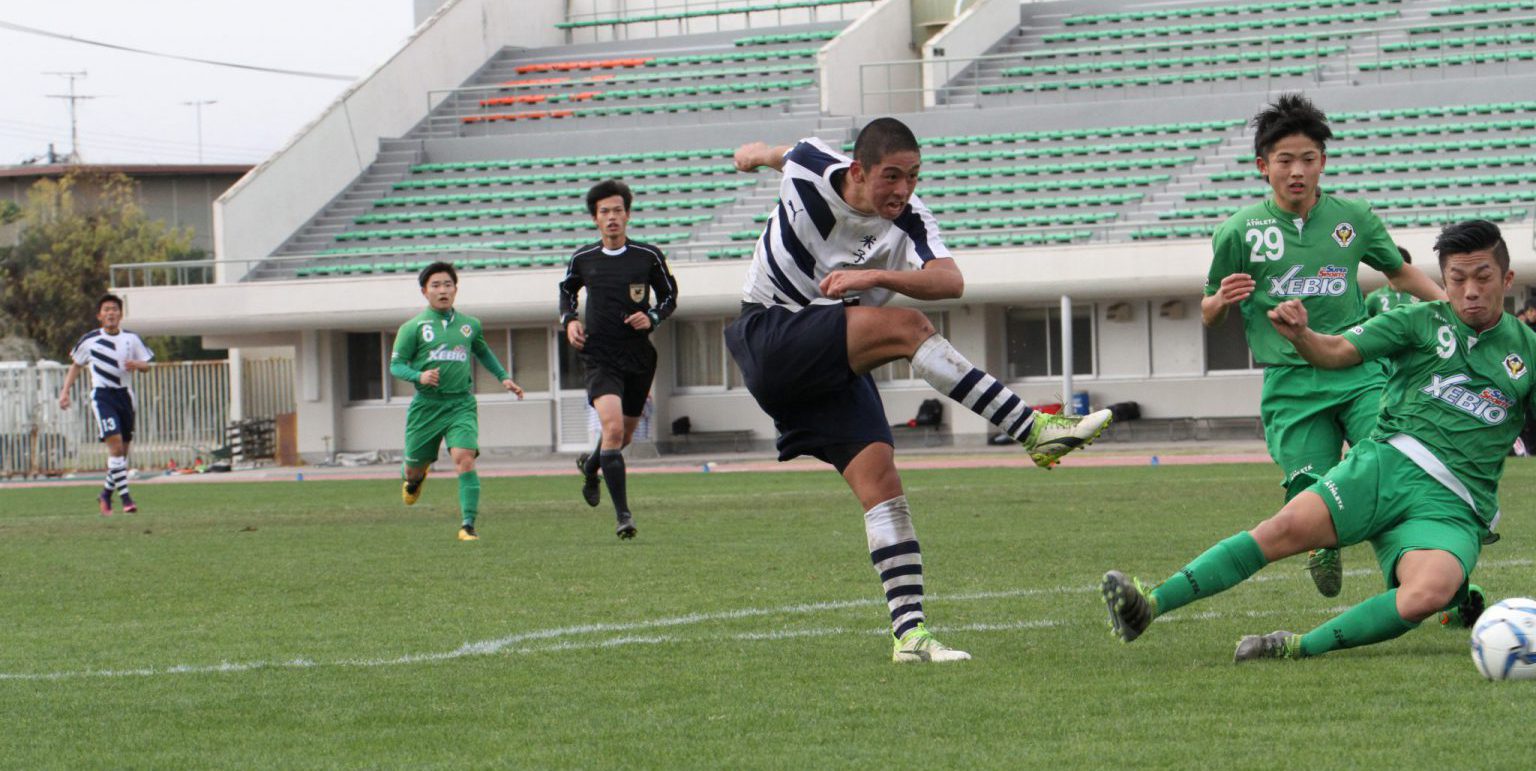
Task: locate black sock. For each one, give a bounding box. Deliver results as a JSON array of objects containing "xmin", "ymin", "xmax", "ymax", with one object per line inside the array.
[
  {"xmin": 584, "ymin": 437, "xmax": 602, "ymax": 475},
  {"xmin": 599, "ymin": 449, "xmax": 628, "ymax": 514}
]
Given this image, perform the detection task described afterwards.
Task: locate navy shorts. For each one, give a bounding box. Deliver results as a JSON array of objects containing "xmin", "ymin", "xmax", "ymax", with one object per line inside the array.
[
  {"xmin": 724, "ymin": 302, "xmax": 892, "ymax": 464},
  {"xmin": 90, "ymin": 387, "xmax": 136, "ymax": 442}
]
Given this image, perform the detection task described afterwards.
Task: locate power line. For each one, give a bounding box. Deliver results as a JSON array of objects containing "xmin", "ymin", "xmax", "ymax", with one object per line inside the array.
[{"xmin": 0, "ymin": 19, "xmax": 358, "ymax": 81}]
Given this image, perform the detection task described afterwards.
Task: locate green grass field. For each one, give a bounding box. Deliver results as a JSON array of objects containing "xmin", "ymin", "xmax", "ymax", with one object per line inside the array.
[{"xmin": 2, "ymin": 462, "xmax": 1533, "ymax": 768}]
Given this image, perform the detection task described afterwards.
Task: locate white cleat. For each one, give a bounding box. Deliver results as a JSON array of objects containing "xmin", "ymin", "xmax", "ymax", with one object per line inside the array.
[
  {"xmin": 892, "ymin": 623, "xmax": 971, "ymax": 663},
  {"xmin": 1022, "ymin": 408, "xmax": 1113, "ymax": 468}
]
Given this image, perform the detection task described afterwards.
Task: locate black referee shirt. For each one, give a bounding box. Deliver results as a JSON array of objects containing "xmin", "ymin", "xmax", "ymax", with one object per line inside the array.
[{"xmin": 557, "ymin": 239, "xmax": 679, "ymax": 367}]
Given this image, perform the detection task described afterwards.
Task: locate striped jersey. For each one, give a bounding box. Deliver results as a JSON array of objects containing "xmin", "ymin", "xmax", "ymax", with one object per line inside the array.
[
  {"xmin": 70, "ymin": 328, "xmax": 153, "ymax": 391},
  {"xmin": 741, "ymin": 138, "xmax": 950, "ymax": 310}
]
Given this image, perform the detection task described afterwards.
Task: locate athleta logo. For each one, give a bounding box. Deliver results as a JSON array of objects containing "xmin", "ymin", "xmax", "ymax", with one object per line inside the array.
[
  {"xmin": 427, "ymin": 345, "xmax": 468, "ymax": 362},
  {"xmin": 1421, "ymin": 373, "xmax": 1509, "ymax": 425},
  {"xmin": 1269, "ymin": 265, "xmax": 1348, "ymax": 297}
]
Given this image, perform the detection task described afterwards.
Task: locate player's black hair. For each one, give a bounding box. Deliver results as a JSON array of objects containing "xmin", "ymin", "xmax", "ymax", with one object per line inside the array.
[
  {"xmin": 852, "ymin": 117, "xmax": 920, "ymax": 169},
  {"xmin": 585, "ymin": 179, "xmax": 632, "ymax": 216},
  {"xmin": 1251, "ymin": 93, "xmax": 1332, "ymax": 159},
  {"xmin": 1396, "ymin": 245, "xmax": 1412, "ymax": 265},
  {"xmin": 96, "ymin": 293, "xmax": 124, "ymax": 312},
  {"xmin": 1434, "ymin": 219, "xmax": 1509, "ymax": 272},
  {"xmin": 417, "ymin": 261, "xmax": 458, "ymax": 288}
]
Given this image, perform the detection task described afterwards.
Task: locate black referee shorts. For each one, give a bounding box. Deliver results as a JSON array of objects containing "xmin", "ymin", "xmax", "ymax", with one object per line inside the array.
[{"xmin": 583, "ymin": 351, "xmax": 656, "ymax": 418}]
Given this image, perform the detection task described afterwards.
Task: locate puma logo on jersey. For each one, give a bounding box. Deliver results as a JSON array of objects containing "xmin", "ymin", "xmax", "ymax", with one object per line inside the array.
[
  {"xmin": 1421, "ymin": 373, "xmax": 1509, "ymax": 424},
  {"xmin": 1269, "ymin": 265, "xmax": 1348, "ymax": 297}
]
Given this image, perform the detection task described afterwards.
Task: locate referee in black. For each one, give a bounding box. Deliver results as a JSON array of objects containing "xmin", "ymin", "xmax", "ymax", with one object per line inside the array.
[{"xmin": 559, "ymin": 179, "xmax": 679, "ymax": 539}]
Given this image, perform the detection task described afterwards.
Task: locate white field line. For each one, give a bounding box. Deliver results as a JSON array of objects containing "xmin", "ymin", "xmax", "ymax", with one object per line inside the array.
[{"xmin": 2, "ymin": 559, "xmax": 1527, "ymax": 682}]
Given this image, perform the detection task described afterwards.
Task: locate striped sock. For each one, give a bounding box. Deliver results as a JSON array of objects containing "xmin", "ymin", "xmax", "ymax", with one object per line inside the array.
[
  {"xmin": 911, "ymin": 335, "xmax": 1035, "ymax": 441},
  {"xmin": 866, "ymin": 495, "xmax": 924, "ymax": 639},
  {"xmin": 105, "ymin": 456, "xmax": 127, "ymax": 499}
]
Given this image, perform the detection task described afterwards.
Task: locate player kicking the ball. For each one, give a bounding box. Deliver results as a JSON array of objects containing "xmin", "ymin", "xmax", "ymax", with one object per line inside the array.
[
  {"xmin": 391, "ymin": 261, "xmax": 523, "ymax": 541},
  {"xmin": 1105, "ymin": 220, "xmax": 1520, "ymax": 662},
  {"xmin": 728, "ymin": 118, "xmax": 1112, "ymax": 663}
]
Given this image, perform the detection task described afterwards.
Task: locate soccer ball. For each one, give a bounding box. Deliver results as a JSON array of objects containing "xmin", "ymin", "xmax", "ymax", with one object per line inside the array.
[{"xmin": 1470, "ymin": 598, "xmax": 1536, "ymax": 681}]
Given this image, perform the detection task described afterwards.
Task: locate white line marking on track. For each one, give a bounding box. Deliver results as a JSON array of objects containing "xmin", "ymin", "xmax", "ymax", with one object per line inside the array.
[{"xmin": 2, "ymin": 559, "xmax": 1526, "ymax": 681}]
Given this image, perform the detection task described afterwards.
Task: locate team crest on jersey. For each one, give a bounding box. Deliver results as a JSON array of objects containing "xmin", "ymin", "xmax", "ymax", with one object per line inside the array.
[
  {"xmin": 1505, "ymin": 353, "xmax": 1527, "ymax": 380},
  {"xmin": 629, "ymin": 283, "xmax": 646, "ymax": 302},
  {"xmin": 460, "ymin": 324, "xmax": 472, "ymax": 338},
  {"xmin": 1331, "ymin": 222, "xmax": 1356, "ymax": 248}
]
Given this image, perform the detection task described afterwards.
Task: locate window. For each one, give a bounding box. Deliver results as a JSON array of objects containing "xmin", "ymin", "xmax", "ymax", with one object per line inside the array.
[
  {"xmin": 556, "ymin": 333, "xmax": 586, "ymax": 391},
  {"xmin": 872, "ymin": 312, "xmax": 948, "ymax": 382},
  {"xmin": 473, "ymin": 329, "xmax": 511, "ymax": 394},
  {"xmin": 510, "ymin": 327, "xmax": 550, "ymax": 392},
  {"xmin": 1004, "ymin": 306, "xmax": 1094, "ymax": 379},
  {"xmin": 346, "ymin": 332, "xmax": 384, "ymax": 401},
  {"xmin": 1204, "ymin": 309, "xmax": 1255, "ymax": 371},
  {"xmin": 675, "ymin": 319, "xmax": 725, "ymax": 388}
]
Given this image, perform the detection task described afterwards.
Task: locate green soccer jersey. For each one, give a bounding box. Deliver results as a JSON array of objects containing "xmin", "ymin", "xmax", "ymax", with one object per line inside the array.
[
  {"xmin": 1207, "ymin": 192, "xmax": 1403, "ymax": 366},
  {"xmin": 390, "ymin": 307, "xmax": 508, "ymax": 397},
  {"xmin": 1345, "ymin": 301, "xmax": 1536, "ymax": 527},
  {"xmin": 1365, "ymin": 285, "xmax": 1415, "ymax": 317}
]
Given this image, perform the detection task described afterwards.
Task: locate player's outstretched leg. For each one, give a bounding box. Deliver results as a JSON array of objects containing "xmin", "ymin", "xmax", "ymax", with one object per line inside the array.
[
  {"xmin": 1105, "ymin": 531, "xmax": 1270, "ymax": 643},
  {"xmin": 1305, "ymin": 548, "xmax": 1343, "ymax": 598},
  {"xmin": 908, "ymin": 334, "xmax": 1110, "ymax": 468},
  {"xmin": 577, "ymin": 451, "xmax": 601, "ymax": 508},
  {"xmin": 1233, "ymin": 631, "xmax": 1299, "ymax": 663}
]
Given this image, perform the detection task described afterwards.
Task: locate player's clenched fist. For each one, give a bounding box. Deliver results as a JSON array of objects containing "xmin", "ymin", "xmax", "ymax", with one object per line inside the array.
[{"xmin": 1267, "ymin": 299, "xmax": 1311, "ymax": 340}]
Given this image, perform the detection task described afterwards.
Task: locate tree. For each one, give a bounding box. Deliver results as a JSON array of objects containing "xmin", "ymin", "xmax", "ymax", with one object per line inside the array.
[{"xmin": 0, "ymin": 171, "xmax": 198, "ymax": 360}]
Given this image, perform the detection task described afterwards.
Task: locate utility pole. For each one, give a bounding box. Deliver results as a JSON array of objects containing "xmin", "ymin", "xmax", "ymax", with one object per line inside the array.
[
  {"xmin": 44, "ymin": 71, "xmax": 95, "ymax": 163},
  {"xmin": 181, "ymin": 99, "xmax": 217, "ymax": 163}
]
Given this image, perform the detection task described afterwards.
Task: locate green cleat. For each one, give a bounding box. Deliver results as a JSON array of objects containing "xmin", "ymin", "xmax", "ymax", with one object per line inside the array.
[
  {"xmin": 1101, "ymin": 570, "xmax": 1157, "ymax": 643},
  {"xmin": 1233, "ymin": 630, "xmax": 1300, "ymax": 663},
  {"xmin": 1304, "ymin": 548, "xmax": 1342, "ymax": 598},
  {"xmin": 892, "ymin": 623, "xmax": 971, "ymax": 663},
  {"xmin": 1438, "ymin": 584, "xmax": 1485, "ymax": 628},
  {"xmin": 1022, "ymin": 408, "xmax": 1112, "ymax": 468}
]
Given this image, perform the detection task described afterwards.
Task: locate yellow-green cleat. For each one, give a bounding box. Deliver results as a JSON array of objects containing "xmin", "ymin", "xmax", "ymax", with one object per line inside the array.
[
  {"xmin": 1022, "ymin": 408, "xmax": 1113, "ymax": 468},
  {"xmin": 1304, "ymin": 548, "xmax": 1342, "ymax": 598},
  {"xmin": 1233, "ymin": 630, "xmax": 1300, "ymax": 663},
  {"xmin": 458, "ymin": 525, "xmax": 479, "ymax": 541},
  {"xmin": 892, "ymin": 623, "xmax": 971, "ymax": 663},
  {"xmin": 402, "ymin": 477, "xmax": 424, "ymax": 506},
  {"xmin": 1102, "ymin": 570, "xmax": 1157, "ymax": 643}
]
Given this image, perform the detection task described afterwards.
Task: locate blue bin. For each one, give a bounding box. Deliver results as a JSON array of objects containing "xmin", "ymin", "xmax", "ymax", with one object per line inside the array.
[{"xmin": 1071, "ymin": 392, "xmax": 1090, "ymax": 415}]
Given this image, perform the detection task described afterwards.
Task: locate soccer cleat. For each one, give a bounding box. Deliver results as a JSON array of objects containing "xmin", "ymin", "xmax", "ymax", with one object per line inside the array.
[
  {"xmin": 892, "ymin": 623, "xmax": 971, "ymax": 663},
  {"xmin": 577, "ymin": 453, "xmax": 601, "ymax": 507},
  {"xmin": 615, "ymin": 511, "xmax": 637, "ymax": 540},
  {"xmin": 402, "ymin": 477, "xmax": 424, "ymax": 506},
  {"xmin": 1304, "ymin": 548, "xmax": 1343, "ymax": 598},
  {"xmin": 1102, "ymin": 570, "xmax": 1157, "ymax": 643},
  {"xmin": 1439, "ymin": 584, "xmax": 1486, "ymax": 628},
  {"xmin": 98, "ymin": 491, "xmax": 113, "ymax": 517},
  {"xmin": 458, "ymin": 525, "xmax": 479, "ymax": 541},
  {"xmin": 120, "ymin": 494, "xmax": 138, "ymax": 514},
  {"xmin": 1022, "ymin": 408, "xmax": 1113, "ymax": 468},
  {"xmin": 1233, "ymin": 630, "xmax": 1300, "ymax": 663}
]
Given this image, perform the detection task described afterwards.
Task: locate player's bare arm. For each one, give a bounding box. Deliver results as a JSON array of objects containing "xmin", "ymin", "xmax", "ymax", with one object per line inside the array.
[
  {"xmin": 57, "ymin": 362, "xmax": 83, "ymax": 409},
  {"xmin": 502, "ymin": 379, "xmax": 524, "ymax": 398},
  {"xmin": 1267, "ymin": 299, "xmax": 1363, "ymax": 369},
  {"xmin": 1201, "ymin": 273, "xmax": 1255, "ymax": 327},
  {"xmin": 734, "ymin": 142, "xmax": 792, "ymax": 173},
  {"xmin": 1383, "ymin": 262, "xmax": 1447, "ymax": 303},
  {"xmin": 820, "ymin": 257, "xmax": 963, "ymax": 302}
]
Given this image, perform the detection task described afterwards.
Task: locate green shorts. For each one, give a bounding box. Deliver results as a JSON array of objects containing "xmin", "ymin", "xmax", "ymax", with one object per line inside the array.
[
  {"xmin": 1308, "ymin": 439, "xmax": 1484, "ymax": 595},
  {"xmin": 1261, "ymin": 361, "xmax": 1387, "ymax": 495},
  {"xmin": 403, "ymin": 394, "xmax": 479, "ymax": 467}
]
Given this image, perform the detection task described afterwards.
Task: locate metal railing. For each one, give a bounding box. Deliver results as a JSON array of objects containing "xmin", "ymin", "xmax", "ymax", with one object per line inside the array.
[
  {"xmin": 0, "ymin": 358, "xmax": 295, "ymax": 477},
  {"xmin": 558, "ymin": 0, "xmax": 872, "ymax": 43}
]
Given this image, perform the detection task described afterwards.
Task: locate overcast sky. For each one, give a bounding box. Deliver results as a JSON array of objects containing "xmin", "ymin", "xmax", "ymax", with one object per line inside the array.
[{"xmin": 0, "ymin": 1, "xmax": 416, "ymax": 166}]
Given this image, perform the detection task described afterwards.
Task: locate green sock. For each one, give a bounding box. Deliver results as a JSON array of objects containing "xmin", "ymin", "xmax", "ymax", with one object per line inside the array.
[
  {"xmin": 1150, "ymin": 531, "xmax": 1268, "ymax": 616},
  {"xmin": 458, "ymin": 470, "xmax": 480, "ymax": 527},
  {"xmin": 1298, "ymin": 589, "xmax": 1419, "ymax": 658}
]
